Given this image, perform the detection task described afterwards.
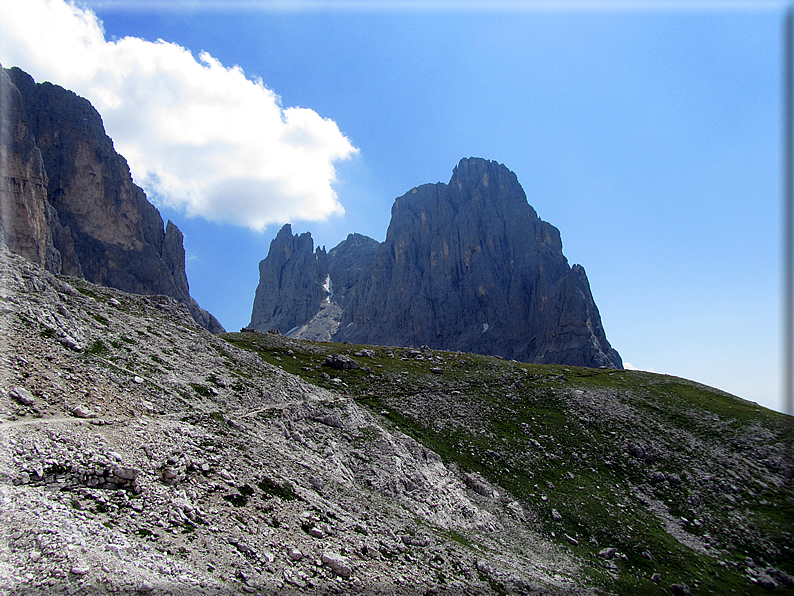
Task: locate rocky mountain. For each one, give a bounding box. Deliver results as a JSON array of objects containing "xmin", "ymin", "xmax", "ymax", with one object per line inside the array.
[
  {"xmin": 250, "ymin": 225, "xmax": 330, "ymax": 337},
  {"xmin": 250, "ymin": 158, "xmax": 620, "ymax": 369},
  {"xmin": 249, "ymin": 228, "xmax": 380, "ymax": 342},
  {"xmin": 326, "ymin": 232, "xmax": 381, "ymax": 307},
  {"xmin": 1, "ymin": 243, "xmax": 791, "ymax": 595},
  {"xmin": 0, "ymin": 66, "xmax": 223, "ymax": 333},
  {"xmin": 3, "ymin": 64, "xmax": 790, "ymax": 596}
]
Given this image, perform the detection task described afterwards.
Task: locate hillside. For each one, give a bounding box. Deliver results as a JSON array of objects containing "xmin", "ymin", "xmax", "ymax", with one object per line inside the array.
[
  {"xmin": 1, "ymin": 245, "xmax": 792, "ymax": 595},
  {"xmin": 224, "ymin": 334, "xmax": 794, "ymax": 595}
]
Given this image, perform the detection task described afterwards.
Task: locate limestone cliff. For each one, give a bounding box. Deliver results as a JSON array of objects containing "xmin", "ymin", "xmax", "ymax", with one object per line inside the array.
[
  {"xmin": 249, "ymin": 229, "xmax": 380, "ymax": 341},
  {"xmin": 0, "ymin": 68, "xmax": 53, "ymax": 269},
  {"xmin": 326, "ymin": 232, "xmax": 380, "ymax": 306},
  {"xmin": 0, "ymin": 67, "xmax": 223, "ymax": 333},
  {"xmin": 251, "ymin": 158, "xmax": 621, "ymax": 369},
  {"xmin": 249, "ymin": 224, "xmax": 330, "ymax": 335}
]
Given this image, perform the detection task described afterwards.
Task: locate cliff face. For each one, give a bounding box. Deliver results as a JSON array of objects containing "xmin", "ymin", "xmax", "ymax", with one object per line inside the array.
[
  {"xmin": 248, "ymin": 227, "xmax": 380, "ymax": 339},
  {"xmin": 250, "ymin": 158, "xmax": 621, "ymax": 369},
  {"xmin": 0, "ymin": 67, "xmax": 223, "ymax": 333},
  {"xmin": 326, "ymin": 232, "xmax": 380, "ymax": 305},
  {"xmin": 0, "ymin": 68, "xmax": 53, "ymax": 269},
  {"xmin": 336, "ymin": 158, "xmax": 621, "ymax": 368},
  {"xmin": 249, "ymin": 224, "xmax": 330, "ymax": 335}
]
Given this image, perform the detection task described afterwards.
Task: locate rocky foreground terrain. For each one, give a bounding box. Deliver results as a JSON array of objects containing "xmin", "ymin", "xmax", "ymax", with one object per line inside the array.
[{"xmin": 1, "ymin": 245, "xmax": 793, "ymax": 595}]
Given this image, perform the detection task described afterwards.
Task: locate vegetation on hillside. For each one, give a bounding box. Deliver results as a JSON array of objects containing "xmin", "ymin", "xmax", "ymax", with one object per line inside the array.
[{"xmin": 223, "ymin": 331, "xmax": 794, "ymax": 595}]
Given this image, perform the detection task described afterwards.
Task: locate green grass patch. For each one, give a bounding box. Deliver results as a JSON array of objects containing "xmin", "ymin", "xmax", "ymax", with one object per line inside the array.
[
  {"xmin": 75, "ymin": 286, "xmax": 101, "ymax": 300},
  {"xmin": 218, "ymin": 331, "xmax": 794, "ymax": 594},
  {"xmin": 90, "ymin": 313, "xmax": 109, "ymax": 326}
]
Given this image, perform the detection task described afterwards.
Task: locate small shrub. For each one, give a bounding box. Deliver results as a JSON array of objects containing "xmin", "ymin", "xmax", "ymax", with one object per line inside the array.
[
  {"xmin": 190, "ymin": 383, "xmax": 213, "ymax": 397},
  {"xmin": 257, "ymin": 476, "xmax": 300, "ymax": 501},
  {"xmin": 223, "ymin": 493, "xmax": 248, "ymax": 507},
  {"xmin": 91, "ymin": 313, "xmax": 109, "ymax": 326},
  {"xmin": 88, "ymin": 339, "xmax": 109, "ymax": 356}
]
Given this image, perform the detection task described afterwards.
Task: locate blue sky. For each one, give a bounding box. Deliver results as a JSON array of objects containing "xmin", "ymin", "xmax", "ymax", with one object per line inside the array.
[{"xmin": 1, "ymin": 1, "xmax": 786, "ymax": 412}]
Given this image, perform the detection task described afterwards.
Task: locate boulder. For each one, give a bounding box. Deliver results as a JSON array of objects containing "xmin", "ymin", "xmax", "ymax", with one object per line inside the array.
[
  {"xmin": 10, "ymin": 386, "xmax": 35, "ymax": 406},
  {"xmin": 322, "ymin": 354, "xmax": 360, "ymax": 370},
  {"xmin": 321, "ymin": 552, "xmax": 352, "ymax": 578}
]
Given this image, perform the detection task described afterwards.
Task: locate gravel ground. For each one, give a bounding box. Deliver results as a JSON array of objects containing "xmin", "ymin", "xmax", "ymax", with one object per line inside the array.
[{"xmin": 0, "ymin": 246, "xmax": 586, "ymax": 595}]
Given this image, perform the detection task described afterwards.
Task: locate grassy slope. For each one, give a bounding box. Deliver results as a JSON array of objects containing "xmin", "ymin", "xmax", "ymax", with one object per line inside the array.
[{"xmin": 222, "ymin": 331, "xmax": 794, "ymax": 595}]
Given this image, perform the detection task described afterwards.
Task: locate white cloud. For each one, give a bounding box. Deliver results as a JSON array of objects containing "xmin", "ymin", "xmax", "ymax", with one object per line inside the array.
[
  {"xmin": 0, "ymin": 0, "xmax": 358, "ymax": 231},
  {"xmin": 623, "ymin": 361, "xmax": 657, "ymax": 373}
]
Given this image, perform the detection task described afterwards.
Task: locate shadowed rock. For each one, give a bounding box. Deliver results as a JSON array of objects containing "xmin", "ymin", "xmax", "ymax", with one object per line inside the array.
[
  {"xmin": 0, "ymin": 66, "xmax": 222, "ymax": 333},
  {"xmin": 250, "ymin": 158, "xmax": 621, "ymax": 369}
]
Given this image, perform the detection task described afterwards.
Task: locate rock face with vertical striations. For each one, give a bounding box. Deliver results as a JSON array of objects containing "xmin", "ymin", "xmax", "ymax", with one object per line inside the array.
[
  {"xmin": 249, "ymin": 224, "xmax": 330, "ymax": 336},
  {"xmin": 326, "ymin": 232, "xmax": 380, "ymax": 305},
  {"xmin": 0, "ymin": 67, "xmax": 53, "ymax": 270},
  {"xmin": 248, "ymin": 228, "xmax": 380, "ymax": 341},
  {"xmin": 0, "ymin": 66, "xmax": 223, "ymax": 333},
  {"xmin": 250, "ymin": 158, "xmax": 621, "ymax": 369}
]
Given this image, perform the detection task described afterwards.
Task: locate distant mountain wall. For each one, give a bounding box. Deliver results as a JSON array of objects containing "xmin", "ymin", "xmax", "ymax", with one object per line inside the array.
[
  {"xmin": 0, "ymin": 66, "xmax": 223, "ymax": 333},
  {"xmin": 248, "ymin": 227, "xmax": 379, "ymax": 341},
  {"xmin": 249, "ymin": 225, "xmax": 330, "ymax": 336},
  {"xmin": 250, "ymin": 158, "xmax": 621, "ymax": 369}
]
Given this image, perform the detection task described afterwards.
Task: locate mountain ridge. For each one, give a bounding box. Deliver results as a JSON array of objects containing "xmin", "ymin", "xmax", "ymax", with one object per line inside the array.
[
  {"xmin": 250, "ymin": 158, "xmax": 621, "ymax": 369},
  {"xmin": 0, "ymin": 66, "xmax": 223, "ymax": 333}
]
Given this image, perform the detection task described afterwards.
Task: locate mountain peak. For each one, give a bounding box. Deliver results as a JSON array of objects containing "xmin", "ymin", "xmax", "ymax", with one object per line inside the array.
[
  {"xmin": 0, "ymin": 66, "xmax": 223, "ymax": 333},
  {"xmin": 451, "ymin": 157, "xmax": 518, "ymax": 185},
  {"xmin": 452, "ymin": 156, "xmax": 507, "ymax": 178},
  {"xmin": 250, "ymin": 159, "xmax": 621, "ymax": 369}
]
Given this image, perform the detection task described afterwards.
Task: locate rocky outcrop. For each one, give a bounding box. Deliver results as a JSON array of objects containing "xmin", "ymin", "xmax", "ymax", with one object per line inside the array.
[
  {"xmin": 326, "ymin": 232, "xmax": 380, "ymax": 304},
  {"xmin": 250, "ymin": 158, "xmax": 621, "ymax": 368},
  {"xmin": 249, "ymin": 227, "xmax": 380, "ymax": 338},
  {"xmin": 0, "ymin": 66, "xmax": 223, "ymax": 333},
  {"xmin": 249, "ymin": 224, "xmax": 330, "ymax": 335},
  {"xmin": 0, "ymin": 68, "xmax": 54, "ymax": 269}
]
